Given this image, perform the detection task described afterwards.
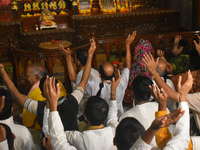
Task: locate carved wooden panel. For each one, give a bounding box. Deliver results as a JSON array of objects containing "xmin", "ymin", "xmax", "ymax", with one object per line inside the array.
[{"xmin": 73, "ymin": 9, "xmax": 180, "ymax": 46}]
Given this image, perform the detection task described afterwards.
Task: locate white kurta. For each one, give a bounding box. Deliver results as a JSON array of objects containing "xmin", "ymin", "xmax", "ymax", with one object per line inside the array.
[
  {"xmin": 0, "ymin": 116, "xmax": 36, "ymax": 150},
  {"xmin": 49, "ymin": 100, "xmax": 118, "ymax": 150},
  {"xmin": 130, "ymin": 102, "xmax": 190, "ymax": 150},
  {"xmin": 83, "ymin": 68, "xmax": 129, "ymax": 118}
]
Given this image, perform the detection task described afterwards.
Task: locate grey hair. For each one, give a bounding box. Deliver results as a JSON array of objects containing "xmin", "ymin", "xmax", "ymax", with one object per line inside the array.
[{"xmin": 32, "ymin": 64, "xmax": 48, "ymax": 78}]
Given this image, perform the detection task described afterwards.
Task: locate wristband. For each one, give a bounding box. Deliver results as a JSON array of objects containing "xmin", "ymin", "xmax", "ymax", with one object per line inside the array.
[{"xmin": 152, "ymin": 73, "xmax": 160, "ymax": 80}]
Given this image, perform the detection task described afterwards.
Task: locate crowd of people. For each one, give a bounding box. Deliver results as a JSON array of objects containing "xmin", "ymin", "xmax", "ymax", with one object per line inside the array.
[{"xmin": 0, "ymin": 31, "xmax": 200, "ymax": 150}]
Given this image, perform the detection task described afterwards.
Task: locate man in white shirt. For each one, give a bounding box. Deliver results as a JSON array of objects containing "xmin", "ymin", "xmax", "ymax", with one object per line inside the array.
[
  {"xmin": 129, "ymin": 72, "xmax": 192, "ymax": 150},
  {"xmin": 62, "ymin": 31, "xmax": 136, "ymax": 118},
  {"xmin": 120, "ymin": 75, "xmax": 166, "ymax": 148},
  {"xmin": 44, "ymin": 69, "xmax": 121, "ymax": 150},
  {"xmin": 0, "ymin": 88, "xmax": 36, "ymax": 150}
]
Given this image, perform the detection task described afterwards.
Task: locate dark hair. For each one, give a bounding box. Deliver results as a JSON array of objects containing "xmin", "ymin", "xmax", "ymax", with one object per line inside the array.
[
  {"xmin": 178, "ymin": 39, "xmax": 190, "ymax": 54},
  {"xmin": 84, "ymin": 96, "xmax": 108, "ymax": 126},
  {"xmin": 132, "ymin": 75, "xmax": 153, "ymax": 101},
  {"xmin": 76, "ymin": 49, "xmax": 88, "ymax": 66},
  {"xmin": 115, "ymin": 117, "xmax": 145, "ymax": 150},
  {"xmin": 0, "ymin": 123, "xmax": 14, "ymax": 150},
  {"xmin": 157, "ymin": 40, "xmax": 166, "ymax": 52},
  {"xmin": 0, "ymin": 88, "xmax": 12, "ymax": 120},
  {"xmin": 39, "ymin": 76, "xmax": 58, "ymax": 95},
  {"xmin": 99, "ymin": 64, "xmax": 115, "ymax": 80}
]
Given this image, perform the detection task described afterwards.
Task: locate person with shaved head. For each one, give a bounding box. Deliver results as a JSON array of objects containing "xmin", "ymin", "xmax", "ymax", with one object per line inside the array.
[{"xmin": 64, "ymin": 31, "xmax": 136, "ymax": 118}]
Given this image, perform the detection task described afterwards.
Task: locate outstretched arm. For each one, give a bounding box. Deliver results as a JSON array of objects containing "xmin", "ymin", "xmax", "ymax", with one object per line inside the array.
[
  {"xmin": 143, "ymin": 53, "xmax": 179, "ymax": 102},
  {"xmin": 193, "ymin": 35, "xmax": 200, "ymax": 56},
  {"xmin": 0, "ymin": 64, "xmax": 27, "ymax": 107},
  {"xmin": 130, "ymin": 108, "xmax": 185, "ymax": 150},
  {"xmin": 150, "ymin": 84, "xmax": 168, "ymax": 111},
  {"xmin": 162, "ymin": 75, "xmax": 191, "ymax": 149},
  {"xmin": 59, "ymin": 45, "xmax": 77, "ymax": 83},
  {"xmin": 150, "ymin": 84, "xmax": 172, "ymax": 149},
  {"xmin": 126, "ymin": 31, "xmax": 136, "ymax": 70},
  {"xmin": 172, "ymin": 35, "xmax": 182, "ymax": 53},
  {"xmin": 77, "ymin": 39, "xmax": 96, "ymax": 90},
  {"xmin": 107, "ymin": 70, "xmax": 121, "ymax": 126},
  {"xmin": 43, "ymin": 77, "xmax": 76, "ymax": 150}
]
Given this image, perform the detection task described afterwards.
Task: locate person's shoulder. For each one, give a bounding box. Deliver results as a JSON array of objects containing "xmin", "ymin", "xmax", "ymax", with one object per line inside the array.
[
  {"xmin": 120, "ymin": 107, "xmax": 136, "ymax": 120},
  {"xmin": 139, "ymin": 101, "xmax": 158, "ymax": 108},
  {"xmin": 91, "ymin": 67, "xmax": 99, "ymax": 73},
  {"xmin": 12, "ymin": 123, "xmax": 30, "ymax": 133}
]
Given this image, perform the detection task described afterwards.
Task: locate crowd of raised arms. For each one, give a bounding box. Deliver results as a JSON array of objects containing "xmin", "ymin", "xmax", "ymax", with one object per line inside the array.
[{"xmin": 1, "ymin": 31, "xmax": 200, "ymax": 150}]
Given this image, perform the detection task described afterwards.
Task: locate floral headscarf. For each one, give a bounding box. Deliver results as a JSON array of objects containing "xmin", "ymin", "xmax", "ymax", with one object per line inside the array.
[{"xmin": 128, "ymin": 39, "xmax": 154, "ymax": 87}]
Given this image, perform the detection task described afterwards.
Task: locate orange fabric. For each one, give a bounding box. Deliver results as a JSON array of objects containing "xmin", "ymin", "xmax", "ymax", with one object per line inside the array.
[
  {"xmin": 155, "ymin": 111, "xmax": 193, "ymax": 150},
  {"xmin": 155, "ymin": 111, "xmax": 172, "ymax": 149}
]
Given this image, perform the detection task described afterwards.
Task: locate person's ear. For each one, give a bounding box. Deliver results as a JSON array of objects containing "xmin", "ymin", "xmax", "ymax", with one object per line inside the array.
[
  {"xmin": 0, "ymin": 96, "xmax": 5, "ymax": 112},
  {"xmin": 12, "ymin": 133, "xmax": 16, "ymax": 139},
  {"xmin": 84, "ymin": 115, "xmax": 87, "ymax": 122},
  {"xmin": 77, "ymin": 60, "xmax": 81, "ymax": 66},
  {"xmin": 113, "ymin": 137, "xmax": 116, "ymax": 146},
  {"xmin": 178, "ymin": 46, "xmax": 183, "ymax": 52},
  {"xmin": 41, "ymin": 94, "xmax": 44, "ymax": 98},
  {"xmin": 35, "ymin": 74, "xmax": 41, "ymax": 81}
]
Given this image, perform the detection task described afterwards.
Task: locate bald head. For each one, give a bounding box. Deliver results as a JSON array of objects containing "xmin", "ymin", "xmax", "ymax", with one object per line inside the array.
[
  {"xmin": 157, "ymin": 58, "xmax": 167, "ymax": 77},
  {"xmin": 99, "ymin": 61, "xmax": 115, "ymax": 80}
]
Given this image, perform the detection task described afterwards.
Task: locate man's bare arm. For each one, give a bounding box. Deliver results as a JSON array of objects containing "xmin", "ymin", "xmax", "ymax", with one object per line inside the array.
[
  {"xmin": 143, "ymin": 53, "xmax": 179, "ymax": 102},
  {"xmin": 0, "ymin": 64, "xmax": 27, "ymax": 107},
  {"xmin": 59, "ymin": 46, "xmax": 77, "ymax": 83},
  {"xmin": 193, "ymin": 35, "xmax": 200, "ymax": 56},
  {"xmin": 172, "ymin": 35, "xmax": 182, "ymax": 54},
  {"xmin": 126, "ymin": 31, "xmax": 136, "ymax": 70},
  {"xmin": 78, "ymin": 39, "xmax": 96, "ymax": 89}
]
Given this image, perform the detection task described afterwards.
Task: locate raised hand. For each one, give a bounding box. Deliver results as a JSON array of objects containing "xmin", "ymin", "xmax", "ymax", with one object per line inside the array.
[
  {"xmin": 150, "ymin": 84, "xmax": 168, "ymax": 111},
  {"xmin": 193, "ymin": 35, "xmax": 200, "ymax": 55},
  {"xmin": 143, "ymin": 53, "xmax": 159, "ymax": 76},
  {"xmin": 174, "ymin": 35, "xmax": 182, "ymax": 45},
  {"xmin": 126, "ymin": 31, "xmax": 136, "ymax": 46},
  {"xmin": 88, "ymin": 38, "xmax": 96, "ymax": 56},
  {"xmin": 110, "ymin": 70, "xmax": 121, "ymax": 100},
  {"xmin": 0, "ymin": 63, "xmax": 4, "ymax": 71},
  {"xmin": 151, "ymin": 108, "xmax": 185, "ymax": 130},
  {"xmin": 43, "ymin": 76, "xmax": 60, "ymax": 111},
  {"xmin": 59, "ymin": 44, "xmax": 71, "ymax": 58},
  {"xmin": 42, "ymin": 134, "xmax": 53, "ymax": 150},
  {"xmin": 177, "ymin": 70, "xmax": 193, "ymax": 102}
]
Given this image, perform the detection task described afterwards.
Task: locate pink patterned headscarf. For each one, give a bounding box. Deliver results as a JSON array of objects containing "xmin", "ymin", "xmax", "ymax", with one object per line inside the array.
[{"xmin": 128, "ymin": 39, "xmax": 154, "ymax": 87}]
